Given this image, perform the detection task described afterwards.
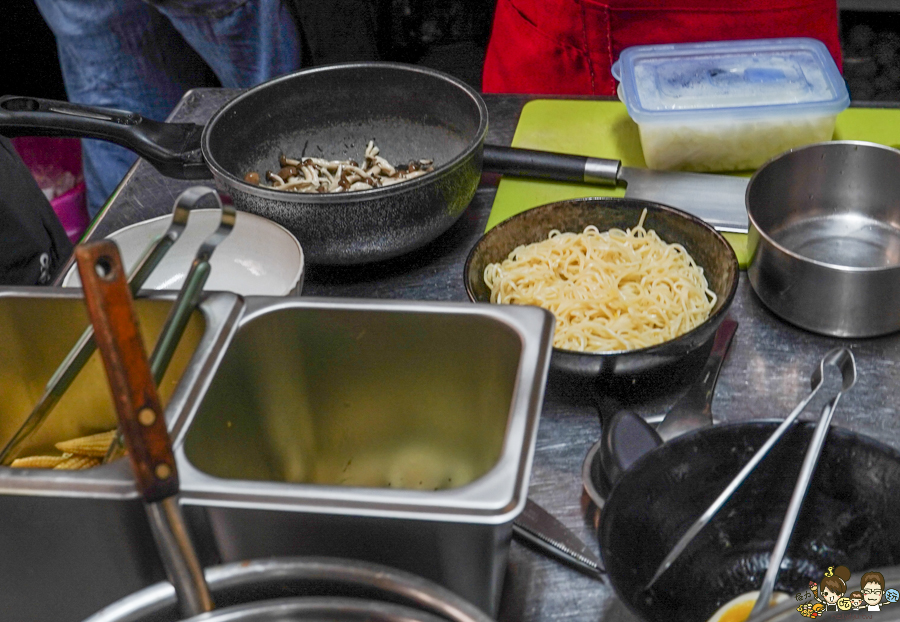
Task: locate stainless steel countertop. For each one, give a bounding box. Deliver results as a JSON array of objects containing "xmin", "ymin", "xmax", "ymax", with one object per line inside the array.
[{"xmin": 86, "ymin": 89, "xmax": 900, "ymax": 622}]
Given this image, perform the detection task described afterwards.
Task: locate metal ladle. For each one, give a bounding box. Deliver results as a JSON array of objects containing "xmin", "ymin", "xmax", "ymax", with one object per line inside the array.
[
  {"xmin": 646, "ymin": 347, "xmax": 857, "ymax": 590},
  {"xmin": 76, "ymin": 238, "xmax": 214, "ymax": 618}
]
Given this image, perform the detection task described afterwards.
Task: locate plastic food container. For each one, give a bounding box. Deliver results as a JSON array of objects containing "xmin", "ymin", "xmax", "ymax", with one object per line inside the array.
[
  {"xmin": 12, "ymin": 136, "xmax": 89, "ymax": 243},
  {"xmin": 611, "ymin": 38, "xmax": 850, "ymax": 172}
]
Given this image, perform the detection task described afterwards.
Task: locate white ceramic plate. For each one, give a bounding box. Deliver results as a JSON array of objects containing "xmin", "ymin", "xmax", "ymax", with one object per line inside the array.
[{"xmin": 64, "ymin": 209, "xmax": 304, "ymax": 296}]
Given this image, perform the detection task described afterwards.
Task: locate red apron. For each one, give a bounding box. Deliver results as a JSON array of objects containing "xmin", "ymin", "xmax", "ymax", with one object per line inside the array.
[{"xmin": 482, "ymin": 0, "xmax": 842, "ymax": 95}]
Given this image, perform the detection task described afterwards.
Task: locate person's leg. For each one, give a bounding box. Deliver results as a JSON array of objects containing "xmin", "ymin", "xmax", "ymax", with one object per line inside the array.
[
  {"xmin": 148, "ymin": 0, "xmax": 302, "ymax": 88},
  {"xmin": 33, "ymin": 0, "xmax": 217, "ymax": 217}
]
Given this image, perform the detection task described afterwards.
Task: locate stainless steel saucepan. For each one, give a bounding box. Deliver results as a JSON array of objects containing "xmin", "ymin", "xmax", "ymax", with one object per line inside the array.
[{"xmin": 746, "ymin": 140, "xmax": 900, "ymax": 337}]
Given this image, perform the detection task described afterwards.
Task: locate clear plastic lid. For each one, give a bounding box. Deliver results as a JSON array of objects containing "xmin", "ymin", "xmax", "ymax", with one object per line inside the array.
[{"xmin": 611, "ymin": 38, "xmax": 849, "ymax": 123}]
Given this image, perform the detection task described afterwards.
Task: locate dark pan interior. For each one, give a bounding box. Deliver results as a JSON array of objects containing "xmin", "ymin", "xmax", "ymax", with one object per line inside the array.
[
  {"xmin": 204, "ymin": 63, "xmax": 484, "ymax": 183},
  {"xmin": 599, "ymin": 422, "xmax": 900, "ymax": 622}
]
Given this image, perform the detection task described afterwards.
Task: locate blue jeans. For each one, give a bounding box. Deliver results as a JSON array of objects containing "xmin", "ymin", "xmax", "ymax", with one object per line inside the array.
[{"xmin": 34, "ymin": 0, "xmax": 302, "ymax": 217}]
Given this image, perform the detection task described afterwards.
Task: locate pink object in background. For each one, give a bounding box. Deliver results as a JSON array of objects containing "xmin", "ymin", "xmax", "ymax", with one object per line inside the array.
[{"xmin": 12, "ymin": 136, "xmax": 89, "ymax": 244}]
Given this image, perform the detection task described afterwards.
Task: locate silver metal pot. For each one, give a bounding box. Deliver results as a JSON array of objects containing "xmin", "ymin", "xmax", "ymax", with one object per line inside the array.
[
  {"xmin": 746, "ymin": 141, "xmax": 900, "ymax": 337},
  {"xmin": 176, "ymin": 599, "xmax": 449, "ymax": 622},
  {"xmin": 82, "ymin": 557, "xmax": 494, "ymax": 622}
]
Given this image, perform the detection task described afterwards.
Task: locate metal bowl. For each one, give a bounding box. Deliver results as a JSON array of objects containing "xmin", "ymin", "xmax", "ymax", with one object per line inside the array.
[
  {"xmin": 82, "ymin": 557, "xmax": 494, "ymax": 622},
  {"xmin": 464, "ymin": 197, "xmax": 740, "ymax": 403},
  {"xmin": 747, "ymin": 141, "xmax": 900, "ymax": 337},
  {"xmin": 175, "ymin": 598, "xmax": 455, "ymax": 622}
]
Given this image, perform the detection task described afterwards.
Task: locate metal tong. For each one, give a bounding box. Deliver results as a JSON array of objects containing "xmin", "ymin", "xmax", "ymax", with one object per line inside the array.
[
  {"xmin": 76, "ymin": 239, "xmax": 214, "ymax": 617},
  {"xmin": 104, "ymin": 187, "xmax": 235, "ymax": 462},
  {"xmin": 747, "ymin": 350, "xmax": 857, "ymax": 620},
  {"xmin": 646, "ymin": 348, "xmax": 858, "ymax": 592},
  {"xmin": 0, "ymin": 187, "xmax": 234, "ymax": 466}
]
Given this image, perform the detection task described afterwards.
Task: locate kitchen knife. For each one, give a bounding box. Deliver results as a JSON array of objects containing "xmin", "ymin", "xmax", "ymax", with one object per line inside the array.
[
  {"xmin": 482, "ymin": 145, "xmax": 750, "ymax": 233},
  {"xmin": 512, "ymin": 498, "xmax": 605, "ymax": 580}
]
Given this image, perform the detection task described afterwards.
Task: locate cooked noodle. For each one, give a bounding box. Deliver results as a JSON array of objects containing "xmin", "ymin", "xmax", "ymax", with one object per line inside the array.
[{"xmin": 483, "ymin": 210, "xmax": 716, "ymax": 352}]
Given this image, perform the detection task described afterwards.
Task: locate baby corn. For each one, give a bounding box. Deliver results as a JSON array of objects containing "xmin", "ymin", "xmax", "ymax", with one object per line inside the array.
[
  {"xmin": 54, "ymin": 454, "xmax": 101, "ymax": 470},
  {"xmin": 55, "ymin": 429, "xmax": 118, "ymax": 458},
  {"xmin": 9, "ymin": 428, "xmax": 121, "ymax": 470},
  {"xmin": 9, "ymin": 455, "xmax": 70, "ymax": 469}
]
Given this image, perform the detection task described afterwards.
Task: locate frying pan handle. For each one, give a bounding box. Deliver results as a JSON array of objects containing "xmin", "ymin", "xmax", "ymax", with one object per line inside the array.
[
  {"xmin": 482, "ymin": 145, "xmax": 620, "ymax": 186},
  {"xmin": 75, "ymin": 240, "xmax": 179, "ymax": 503},
  {"xmin": 0, "ymin": 96, "xmax": 211, "ymax": 180}
]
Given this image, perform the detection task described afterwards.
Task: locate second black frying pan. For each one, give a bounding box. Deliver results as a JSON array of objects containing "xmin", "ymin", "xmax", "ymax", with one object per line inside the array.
[{"xmin": 597, "ymin": 421, "xmax": 900, "ymax": 622}]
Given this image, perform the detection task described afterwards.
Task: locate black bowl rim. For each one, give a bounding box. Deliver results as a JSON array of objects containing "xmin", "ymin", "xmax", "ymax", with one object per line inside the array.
[
  {"xmin": 598, "ymin": 419, "xmax": 900, "ymax": 525},
  {"xmin": 463, "ymin": 197, "xmax": 741, "ymax": 358}
]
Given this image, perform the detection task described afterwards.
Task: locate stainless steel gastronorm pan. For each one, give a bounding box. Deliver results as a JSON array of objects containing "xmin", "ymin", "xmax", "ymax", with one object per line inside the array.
[
  {"xmin": 0, "ymin": 287, "xmax": 243, "ymax": 622},
  {"xmin": 172, "ymin": 297, "xmax": 555, "ymax": 616}
]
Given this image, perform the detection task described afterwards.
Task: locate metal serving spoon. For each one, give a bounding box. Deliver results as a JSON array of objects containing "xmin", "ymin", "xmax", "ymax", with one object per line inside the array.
[
  {"xmin": 76, "ymin": 239, "xmax": 215, "ymax": 618},
  {"xmin": 655, "ymin": 318, "xmax": 737, "ymax": 441},
  {"xmin": 103, "ymin": 186, "xmax": 235, "ymax": 463},
  {"xmin": 645, "ymin": 347, "xmax": 857, "ymax": 590}
]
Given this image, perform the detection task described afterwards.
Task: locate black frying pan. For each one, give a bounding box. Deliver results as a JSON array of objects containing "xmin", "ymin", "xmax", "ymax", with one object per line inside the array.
[
  {"xmin": 0, "ymin": 62, "xmax": 624, "ymax": 266},
  {"xmin": 597, "ymin": 421, "xmax": 900, "ymax": 622},
  {"xmin": 0, "ymin": 63, "xmax": 488, "ymax": 265}
]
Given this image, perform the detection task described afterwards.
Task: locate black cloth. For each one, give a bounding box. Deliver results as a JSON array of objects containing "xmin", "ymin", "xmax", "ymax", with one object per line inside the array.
[
  {"xmin": 0, "ymin": 136, "xmax": 74, "ymax": 285},
  {"xmin": 287, "ymin": 0, "xmax": 379, "ymax": 65}
]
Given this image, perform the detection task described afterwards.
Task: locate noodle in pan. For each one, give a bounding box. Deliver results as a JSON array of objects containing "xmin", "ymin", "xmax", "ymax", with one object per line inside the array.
[{"xmin": 483, "ymin": 210, "xmax": 716, "ymax": 352}]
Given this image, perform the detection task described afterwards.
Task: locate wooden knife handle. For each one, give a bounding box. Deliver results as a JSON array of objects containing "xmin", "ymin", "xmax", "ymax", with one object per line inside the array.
[{"xmin": 75, "ymin": 240, "xmax": 178, "ymax": 503}]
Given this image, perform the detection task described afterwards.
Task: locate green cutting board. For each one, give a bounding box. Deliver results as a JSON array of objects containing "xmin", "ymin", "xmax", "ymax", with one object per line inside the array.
[{"xmin": 488, "ymin": 101, "xmax": 900, "ymax": 268}]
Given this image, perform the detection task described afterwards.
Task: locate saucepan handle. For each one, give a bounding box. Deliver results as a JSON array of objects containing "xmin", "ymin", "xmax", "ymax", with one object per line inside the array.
[
  {"xmin": 482, "ymin": 144, "xmax": 621, "ymax": 186},
  {"xmin": 0, "ymin": 95, "xmax": 211, "ymax": 180}
]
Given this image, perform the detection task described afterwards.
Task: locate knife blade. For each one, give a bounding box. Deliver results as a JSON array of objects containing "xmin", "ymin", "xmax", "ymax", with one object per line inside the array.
[
  {"xmin": 512, "ymin": 498, "xmax": 605, "ymax": 580},
  {"xmin": 617, "ymin": 167, "xmax": 749, "ymax": 233},
  {"xmin": 482, "ymin": 145, "xmax": 749, "ymax": 233}
]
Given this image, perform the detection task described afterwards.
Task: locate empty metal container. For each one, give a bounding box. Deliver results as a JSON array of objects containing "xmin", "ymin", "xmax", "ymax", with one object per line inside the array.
[
  {"xmin": 0, "ymin": 287, "xmax": 243, "ymax": 622},
  {"xmin": 0, "ymin": 292, "xmax": 553, "ymax": 620},
  {"xmin": 172, "ymin": 297, "xmax": 555, "ymax": 615}
]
